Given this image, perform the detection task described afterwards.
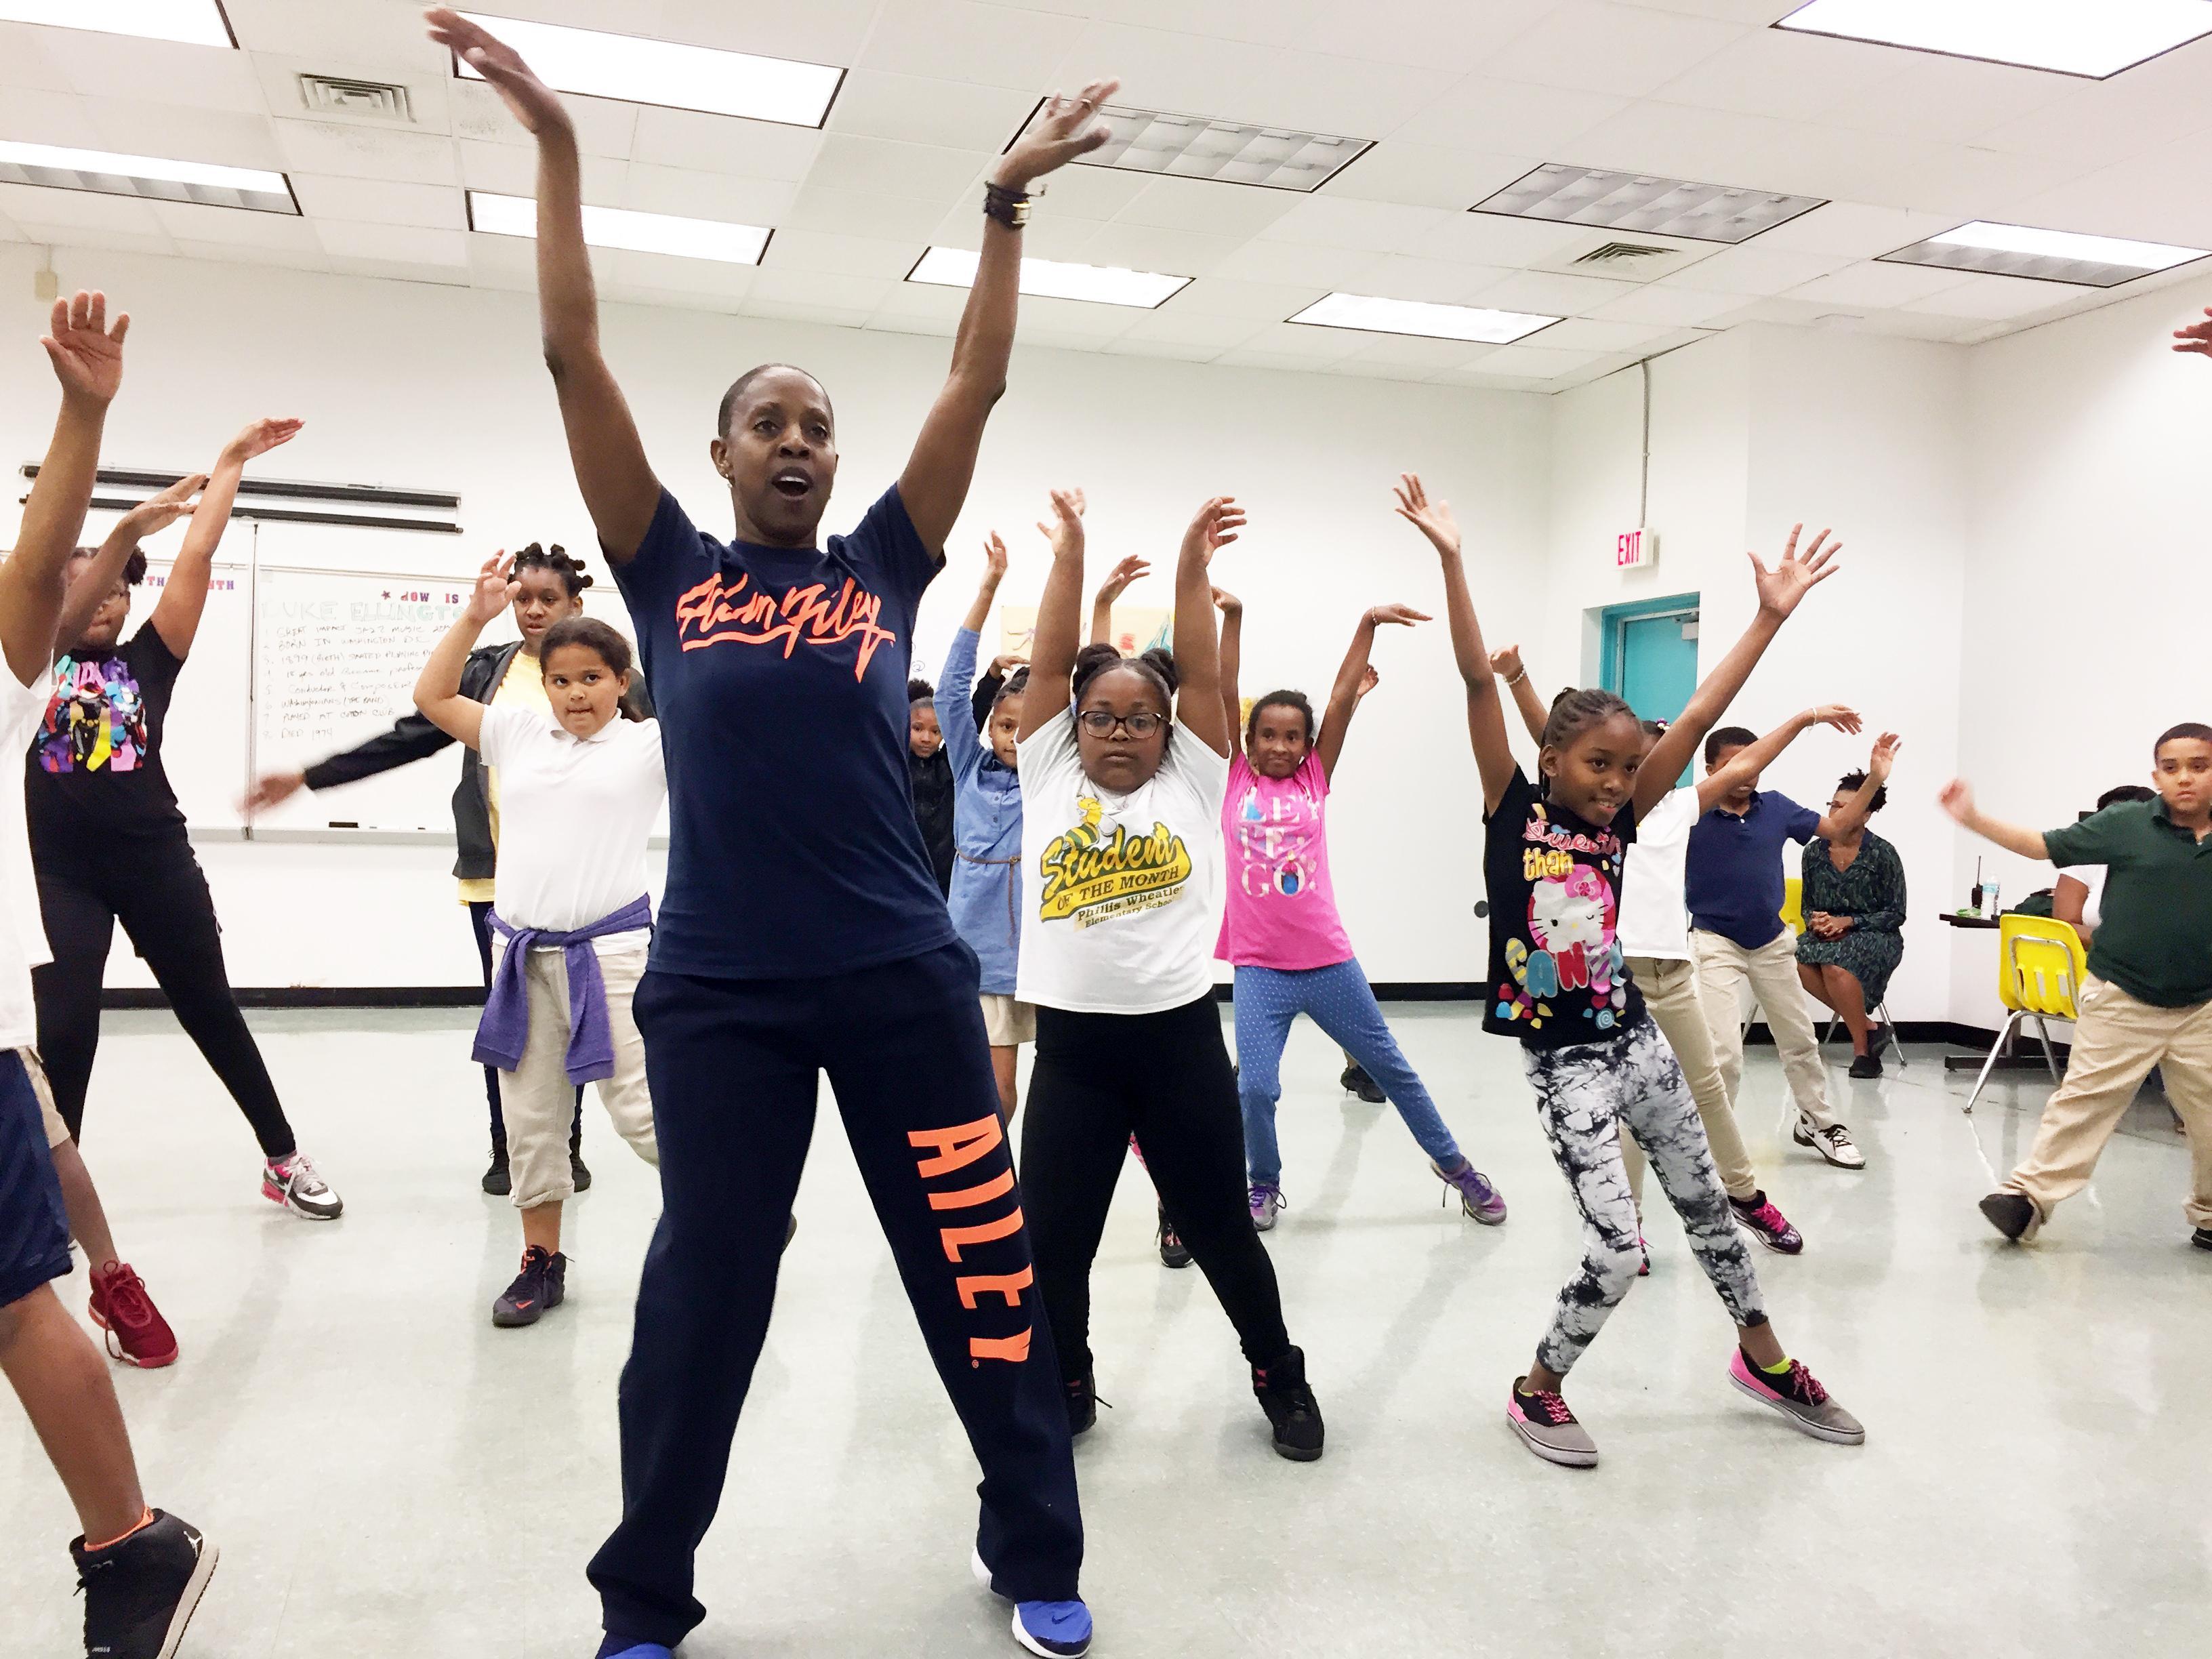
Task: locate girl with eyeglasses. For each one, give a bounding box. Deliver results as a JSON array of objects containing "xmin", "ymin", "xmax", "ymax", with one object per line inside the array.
[{"xmin": 1015, "ymin": 490, "xmax": 1324, "ymax": 1464}]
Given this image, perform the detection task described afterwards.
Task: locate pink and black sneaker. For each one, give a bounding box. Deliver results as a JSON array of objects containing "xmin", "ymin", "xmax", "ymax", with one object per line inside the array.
[
  {"xmin": 1729, "ymin": 1191, "xmax": 1805, "ymax": 1254},
  {"xmin": 1507, "ymin": 1378, "xmax": 1598, "ymax": 1467},
  {"xmin": 1727, "ymin": 1349, "xmax": 1864, "ymax": 1444},
  {"xmin": 262, "ymin": 1152, "xmax": 343, "ymax": 1220}
]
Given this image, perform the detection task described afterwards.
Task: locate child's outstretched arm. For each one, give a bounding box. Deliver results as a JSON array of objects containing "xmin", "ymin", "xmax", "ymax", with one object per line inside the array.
[
  {"xmin": 1212, "ymin": 583, "xmax": 1243, "ymax": 757},
  {"xmin": 1316, "ymin": 603, "xmax": 1427, "ymax": 781},
  {"xmin": 1693, "ymin": 705, "xmax": 1862, "ymax": 812},
  {"xmin": 414, "ymin": 554, "xmax": 516, "ymax": 750},
  {"xmin": 1490, "ymin": 643, "xmax": 1547, "ymax": 746},
  {"xmin": 1088, "ymin": 554, "xmax": 1148, "ymax": 647},
  {"xmin": 1016, "ymin": 489, "xmax": 1086, "ymax": 741},
  {"xmin": 150, "ymin": 417, "xmax": 302, "ymax": 658},
  {"xmin": 1395, "ymin": 472, "xmax": 1514, "ymax": 813},
  {"xmin": 1172, "ymin": 497, "xmax": 1243, "ymax": 760},
  {"xmin": 1938, "ymin": 778, "xmax": 2051, "ymax": 862},
  {"xmin": 1817, "ymin": 732, "xmax": 1900, "ymax": 840}
]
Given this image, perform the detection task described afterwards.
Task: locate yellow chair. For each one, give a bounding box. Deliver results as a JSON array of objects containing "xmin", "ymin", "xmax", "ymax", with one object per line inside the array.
[
  {"xmin": 1780, "ymin": 876, "xmax": 1805, "ymax": 936},
  {"xmin": 1962, "ymin": 914, "xmax": 2089, "ymax": 1113}
]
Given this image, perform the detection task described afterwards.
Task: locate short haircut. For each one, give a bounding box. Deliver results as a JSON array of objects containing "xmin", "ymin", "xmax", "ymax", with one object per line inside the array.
[
  {"xmin": 907, "ymin": 676, "xmax": 935, "ymax": 708},
  {"xmin": 1248, "ymin": 690, "xmax": 1315, "ymax": 745},
  {"xmin": 1836, "ymin": 769, "xmax": 1887, "ymax": 815},
  {"xmin": 1541, "ymin": 687, "xmax": 1635, "ymax": 753},
  {"xmin": 1704, "ymin": 724, "xmax": 1757, "ymax": 767},
  {"xmin": 2154, "ymin": 721, "xmax": 2212, "ymax": 756},
  {"xmin": 539, "ymin": 616, "xmax": 633, "ymax": 680},
  {"xmin": 717, "ymin": 363, "xmax": 833, "ymax": 439},
  {"xmin": 2096, "ymin": 783, "xmax": 2157, "ymax": 812}
]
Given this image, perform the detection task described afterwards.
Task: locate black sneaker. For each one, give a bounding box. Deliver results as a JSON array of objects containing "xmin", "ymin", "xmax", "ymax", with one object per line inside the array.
[
  {"xmin": 1979, "ymin": 1191, "xmax": 2036, "ymax": 1242},
  {"xmin": 1868, "ymin": 1024, "xmax": 1895, "ymax": 1058},
  {"xmin": 1065, "ymin": 1370, "xmax": 1098, "ymax": 1436},
  {"xmin": 570, "ymin": 1153, "xmax": 592, "ymax": 1193},
  {"xmin": 1251, "ymin": 1346, "xmax": 1324, "ymax": 1462},
  {"xmin": 1157, "ymin": 1210, "xmax": 1192, "ymax": 1270},
  {"xmin": 1339, "ymin": 1063, "xmax": 1386, "ymax": 1105},
  {"xmin": 1847, "ymin": 1054, "xmax": 1882, "ymax": 1079},
  {"xmin": 480, "ymin": 1149, "xmax": 510, "ymax": 1196},
  {"xmin": 2192, "ymin": 1228, "xmax": 2211, "ymax": 1252},
  {"xmin": 493, "ymin": 1246, "xmax": 567, "ymax": 1327},
  {"xmin": 72, "ymin": 1510, "xmax": 218, "ymax": 1659}
]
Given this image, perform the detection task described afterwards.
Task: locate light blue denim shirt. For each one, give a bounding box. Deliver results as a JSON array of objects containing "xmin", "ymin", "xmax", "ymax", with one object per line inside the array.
[{"xmin": 939, "ymin": 628, "xmax": 1023, "ymax": 995}]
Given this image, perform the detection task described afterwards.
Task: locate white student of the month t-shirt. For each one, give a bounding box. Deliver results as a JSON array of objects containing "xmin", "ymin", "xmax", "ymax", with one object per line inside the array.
[
  {"xmin": 1016, "ymin": 710, "xmax": 1230, "ymax": 1016},
  {"xmin": 0, "ymin": 667, "xmax": 54, "ymax": 1046},
  {"xmin": 1616, "ymin": 784, "xmax": 1700, "ymax": 962},
  {"xmin": 477, "ymin": 703, "xmax": 666, "ymax": 944}
]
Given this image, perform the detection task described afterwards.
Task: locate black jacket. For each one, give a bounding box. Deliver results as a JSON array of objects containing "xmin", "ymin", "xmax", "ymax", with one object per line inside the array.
[{"xmin": 300, "ymin": 640, "xmax": 653, "ymax": 880}]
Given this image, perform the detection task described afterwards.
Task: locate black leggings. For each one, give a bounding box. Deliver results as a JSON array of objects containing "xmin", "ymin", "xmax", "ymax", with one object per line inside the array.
[
  {"xmin": 1021, "ymin": 996, "xmax": 1292, "ymax": 1378},
  {"xmin": 35, "ymin": 836, "xmax": 295, "ymax": 1160},
  {"xmin": 466, "ymin": 901, "xmax": 580, "ymax": 1159}
]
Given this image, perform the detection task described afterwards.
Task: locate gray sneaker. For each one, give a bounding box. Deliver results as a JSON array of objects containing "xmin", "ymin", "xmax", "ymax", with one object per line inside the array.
[
  {"xmin": 1793, "ymin": 1116, "xmax": 1866, "ymax": 1170},
  {"xmin": 1728, "ymin": 1349, "xmax": 1865, "ymax": 1445},
  {"xmin": 1248, "ymin": 1183, "xmax": 1283, "ymax": 1232},
  {"xmin": 1507, "ymin": 1378, "xmax": 1598, "ymax": 1467}
]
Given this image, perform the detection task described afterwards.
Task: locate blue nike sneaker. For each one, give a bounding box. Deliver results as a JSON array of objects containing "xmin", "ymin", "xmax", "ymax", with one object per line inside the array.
[
  {"xmin": 970, "ymin": 1548, "xmax": 1093, "ymax": 1658},
  {"xmin": 594, "ymin": 1641, "xmax": 672, "ymax": 1659}
]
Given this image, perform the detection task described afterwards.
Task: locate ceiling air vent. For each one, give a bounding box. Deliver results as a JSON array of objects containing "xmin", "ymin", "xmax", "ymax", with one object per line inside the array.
[
  {"xmin": 1574, "ymin": 241, "xmax": 1676, "ymax": 267},
  {"xmin": 298, "ymin": 75, "xmax": 414, "ymax": 123}
]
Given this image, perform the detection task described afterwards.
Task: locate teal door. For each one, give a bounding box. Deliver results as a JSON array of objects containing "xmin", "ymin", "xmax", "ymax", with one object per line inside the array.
[{"xmin": 1599, "ymin": 594, "xmax": 1700, "ymax": 779}]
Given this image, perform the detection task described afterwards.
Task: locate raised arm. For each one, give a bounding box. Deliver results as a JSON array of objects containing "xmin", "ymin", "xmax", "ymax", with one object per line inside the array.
[
  {"xmin": 1693, "ymin": 705, "xmax": 1862, "ymax": 813},
  {"xmin": 0, "ymin": 292, "xmax": 127, "ymax": 686},
  {"xmin": 54, "ymin": 474, "xmax": 204, "ymax": 651},
  {"xmin": 1172, "ymin": 499, "xmax": 1241, "ymax": 758},
  {"xmin": 896, "ymin": 83, "xmax": 1116, "ymax": 552},
  {"xmin": 1211, "ymin": 584, "xmax": 1242, "ymax": 755},
  {"xmin": 1089, "ymin": 555, "xmax": 1149, "ymax": 647},
  {"xmin": 1635, "ymin": 523, "xmax": 1841, "ymax": 817},
  {"xmin": 1938, "ymin": 779, "xmax": 2051, "ymax": 863},
  {"xmin": 1016, "ymin": 489, "xmax": 1086, "ymax": 741},
  {"xmin": 150, "ymin": 417, "xmax": 300, "ymax": 657},
  {"xmin": 940, "ymin": 537, "xmax": 1002, "ymax": 775},
  {"xmin": 1395, "ymin": 473, "xmax": 1515, "ymax": 813},
  {"xmin": 428, "ymin": 11, "xmax": 659, "ymax": 560},
  {"xmin": 413, "ymin": 555, "xmax": 516, "ymax": 750},
  {"xmin": 2173, "ymin": 306, "xmax": 2212, "ymax": 359},
  {"xmin": 1316, "ymin": 603, "xmax": 1427, "ymax": 780},
  {"xmin": 1816, "ymin": 733, "xmax": 1900, "ymax": 840},
  {"xmin": 1490, "ymin": 644, "xmax": 1547, "ymax": 746}
]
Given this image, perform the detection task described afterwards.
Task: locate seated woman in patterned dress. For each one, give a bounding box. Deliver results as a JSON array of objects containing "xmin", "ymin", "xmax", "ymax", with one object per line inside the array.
[{"xmin": 1796, "ymin": 769, "xmax": 1907, "ymax": 1079}]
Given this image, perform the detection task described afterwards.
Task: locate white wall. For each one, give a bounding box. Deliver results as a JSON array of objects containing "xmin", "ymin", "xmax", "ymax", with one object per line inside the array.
[{"xmin": 0, "ymin": 242, "xmax": 1550, "ymax": 988}]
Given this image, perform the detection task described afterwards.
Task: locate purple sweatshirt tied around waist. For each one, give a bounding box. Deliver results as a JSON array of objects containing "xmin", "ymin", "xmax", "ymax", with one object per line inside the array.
[{"xmin": 473, "ymin": 896, "xmax": 653, "ymax": 1086}]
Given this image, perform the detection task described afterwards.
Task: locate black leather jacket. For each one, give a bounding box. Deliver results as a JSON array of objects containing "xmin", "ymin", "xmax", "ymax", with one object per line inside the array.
[{"xmin": 299, "ymin": 640, "xmax": 653, "ymax": 879}]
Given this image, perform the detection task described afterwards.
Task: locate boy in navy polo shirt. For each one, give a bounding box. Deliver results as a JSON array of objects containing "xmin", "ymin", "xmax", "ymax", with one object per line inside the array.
[
  {"xmin": 1687, "ymin": 726, "xmax": 1892, "ymax": 1172},
  {"xmin": 1942, "ymin": 722, "xmax": 2212, "ymax": 1247}
]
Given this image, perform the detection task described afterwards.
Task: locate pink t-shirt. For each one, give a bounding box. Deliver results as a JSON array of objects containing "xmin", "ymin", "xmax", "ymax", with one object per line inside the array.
[{"xmin": 1216, "ymin": 752, "xmax": 1356, "ymax": 970}]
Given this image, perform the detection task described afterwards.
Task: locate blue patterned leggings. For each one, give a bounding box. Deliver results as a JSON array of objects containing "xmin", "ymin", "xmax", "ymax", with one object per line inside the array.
[{"xmin": 1521, "ymin": 1017, "xmax": 1766, "ymax": 1376}]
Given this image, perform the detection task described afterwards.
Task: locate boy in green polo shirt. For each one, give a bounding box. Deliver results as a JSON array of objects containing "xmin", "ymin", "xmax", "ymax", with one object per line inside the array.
[{"xmin": 1939, "ymin": 722, "xmax": 2212, "ymax": 1247}]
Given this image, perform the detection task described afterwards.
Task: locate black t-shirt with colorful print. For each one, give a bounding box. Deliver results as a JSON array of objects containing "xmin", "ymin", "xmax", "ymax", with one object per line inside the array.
[
  {"xmin": 26, "ymin": 625, "xmax": 188, "ymax": 847},
  {"xmin": 1481, "ymin": 766, "xmax": 1646, "ymax": 1050}
]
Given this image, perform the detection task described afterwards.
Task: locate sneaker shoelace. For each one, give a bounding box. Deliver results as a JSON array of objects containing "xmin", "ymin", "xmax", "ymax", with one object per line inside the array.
[
  {"xmin": 1784, "ymin": 1361, "xmax": 1830, "ymax": 1406},
  {"xmin": 1740, "ymin": 1199, "xmax": 1790, "ymax": 1234},
  {"xmin": 100, "ymin": 1265, "xmax": 155, "ymax": 1334},
  {"xmin": 1447, "ymin": 1166, "xmax": 1498, "ymax": 1203},
  {"xmin": 1518, "ymin": 1386, "xmax": 1574, "ymax": 1426},
  {"xmin": 1248, "ymin": 1185, "xmax": 1284, "ymax": 1216},
  {"xmin": 275, "ymin": 1153, "xmax": 329, "ymax": 1195}
]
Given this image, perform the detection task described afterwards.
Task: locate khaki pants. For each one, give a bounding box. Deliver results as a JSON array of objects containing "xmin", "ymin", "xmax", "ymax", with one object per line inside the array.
[
  {"xmin": 20, "ymin": 1048, "xmax": 68, "ymax": 1149},
  {"xmin": 1693, "ymin": 929, "xmax": 1839, "ymax": 1133},
  {"xmin": 494, "ymin": 936, "xmax": 658, "ymax": 1210},
  {"xmin": 1623, "ymin": 956, "xmax": 1759, "ymax": 1204},
  {"xmin": 2005, "ymin": 975, "xmax": 2212, "ymax": 1233}
]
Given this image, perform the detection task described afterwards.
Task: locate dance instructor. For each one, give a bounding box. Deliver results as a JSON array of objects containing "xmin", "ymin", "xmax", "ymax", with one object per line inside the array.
[{"xmin": 424, "ymin": 13, "xmax": 1112, "ymax": 1659}]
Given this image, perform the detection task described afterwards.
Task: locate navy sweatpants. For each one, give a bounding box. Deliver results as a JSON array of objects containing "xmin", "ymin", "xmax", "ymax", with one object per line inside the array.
[{"xmin": 586, "ymin": 942, "xmax": 1084, "ymax": 1650}]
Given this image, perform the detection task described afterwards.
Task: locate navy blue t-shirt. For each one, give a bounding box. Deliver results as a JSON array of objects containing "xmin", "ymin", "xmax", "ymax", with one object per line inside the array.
[
  {"xmin": 613, "ymin": 485, "xmax": 955, "ymax": 979},
  {"xmin": 1685, "ymin": 789, "xmax": 1822, "ymax": 950}
]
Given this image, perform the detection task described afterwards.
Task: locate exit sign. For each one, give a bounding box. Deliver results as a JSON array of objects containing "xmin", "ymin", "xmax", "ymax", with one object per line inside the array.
[{"xmin": 1615, "ymin": 527, "xmax": 1659, "ymax": 569}]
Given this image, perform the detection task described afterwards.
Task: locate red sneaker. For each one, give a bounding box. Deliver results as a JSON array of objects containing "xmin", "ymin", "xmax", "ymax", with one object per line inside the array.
[{"xmin": 89, "ymin": 1261, "xmax": 178, "ymax": 1369}]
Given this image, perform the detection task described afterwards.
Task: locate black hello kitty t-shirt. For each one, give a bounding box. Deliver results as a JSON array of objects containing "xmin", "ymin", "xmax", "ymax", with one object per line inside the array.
[{"xmin": 1481, "ymin": 766, "xmax": 1647, "ymax": 1052}]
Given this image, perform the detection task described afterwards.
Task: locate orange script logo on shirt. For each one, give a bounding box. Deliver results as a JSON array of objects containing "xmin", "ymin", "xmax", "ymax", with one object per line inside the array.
[{"xmin": 674, "ymin": 569, "xmax": 897, "ymax": 681}]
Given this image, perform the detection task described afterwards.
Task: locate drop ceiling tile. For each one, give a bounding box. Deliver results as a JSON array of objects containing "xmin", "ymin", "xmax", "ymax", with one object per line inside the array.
[
  {"xmin": 1786, "ymin": 260, "xmax": 1978, "ymax": 309},
  {"xmin": 762, "ymin": 228, "xmax": 922, "ymax": 279},
  {"xmin": 826, "ymin": 72, "xmax": 1039, "ymax": 153},
  {"xmin": 1843, "ymin": 308, "xmax": 1985, "ymax": 342},
  {"xmin": 172, "ymin": 237, "xmax": 332, "ymax": 273},
  {"xmin": 1586, "ymin": 285, "xmax": 1740, "ymax": 327},
  {"xmin": 466, "ymin": 229, "xmax": 539, "ymax": 288},
  {"xmin": 1387, "ymin": 76, "xmax": 1629, "ymax": 155},
  {"xmin": 1741, "ymin": 202, "xmax": 1954, "ymax": 260},
  {"xmin": 1359, "ymin": 253, "xmax": 1513, "ymax": 305},
  {"xmin": 1257, "ymin": 197, "xmax": 1461, "ymax": 255},
  {"xmin": 1647, "ymin": 24, "xmax": 1898, "ymax": 122},
  {"xmin": 79, "ymin": 99, "xmax": 288, "ymax": 171},
  {"xmin": 1443, "ymin": 370, "xmax": 1552, "ymax": 392},
  {"xmin": 1551, "ymin": 352, "xmax": 1639, "ymax": 389},
  {"xmin": 871, "ymin": 279, "xmax": 971, "ymax": 322},
  {"xmin": 0, "ymin": 23, "xmax": 77, "ymax": 94},
  {"xmin": 149, "ymin": 201, "xmax": 325, "ymax": 249},
  {"xmin": 660, "ymin": 0, "xmax": 884, "ymax": 64},
  {"xmin": 1230, "ymin": 320, "xmax": 1364, "ymax": 361},
  {"xmin": 1102, "ymin": 336, "xmax": 1223, "ymax": 363},
  {"xmin": 291, "ymin": 173, "xmax": 467, "ymax": 230},
  {"xmin": 2009, "ymin": 145, "xmax": 2212, "ymax": 249},
  {"xmin": 1078, "ymin": 221, "xmax": 1241, "ymax": 278},
  {"xmin": 865, "ymin": 312, "xmax": 958, "ymax": 337},
  {"xmin": 1708, "ymin": 295, "xmax": 1849, "ymax": 327},
  {"xmin": 1451, "ymin": 342, "xmax": 1603, "ymax": 377},
  {"xmin": 608, "ymin": 250, "xmax": 762, "ymax": 300},
  {"xmin": 0, "ymin": 87, "xmax": 103, "ymax": 148},
  {"xmin": 1532, "ymin": 316, "xmax": 1679, "ymax": 353},
  {"xmin": 1216, "ymin": 348, "xmax": 1356, "ymax": 373},
  {"xmin": 925, "ymin": 205, "xmax": 1103, "ymax": 263},
  {"xmin": 804, "ymin": 133, "xmax": 989, "ymax": 200},
  {"xmin": 743, "ymin": 298, "xmax": 878, "ymax": 327},
  {"xmin": 1652, "ymin": 241, "xmax": 1845, "ymax": 295},
  {"xmin": 1267, "ymin": 0, "xmax": 1557, "ymax": 75},
  {"xmin": 1209, "ymin": 50, "xmax": 1462, "ymax": 140},
  {"xmin": 1319, "ymin": 143, "xmax": 1536, "ymax": 211},
  {"xmin": 1479, "ymin": 3, "xmax": 1746, "ymax": 99},
  {"xmin": 1974, "ymin": 47, "xmax": 2212, "ymax": 168},
  {"xmin": 1206, "ymin": 238, "xmax": 1385, "ymax": 290},
  {"xmin": 224, "ymin": 0, "xmax": 446, "ymax": 62},
  {"xmin": 1557, "ymin": 101, "xmax": 1830, "ymax": 195},
  {"xmin": 746, "ymin": 268, "xmax": 895, "ymax": 312},
  {"xmin": 314, "ymin": 221, "xmax": 469, "ymax": 266},
  {"xmin": 452, "ymin": 81, "xmax": 638, "ymax": 160},
  {"xmin": 1629, "ymin": 1, "xmax": 1805, "ymax": 19},
  {"xmin": 1897, "ymin": 274, "xmax": 2094, "ymax": 323},
  {"xmin": 1115, "ymin": 308, "xmax": 1266, "ymax": 349},
  {"xmin": 14, "ymin": 222, "xmax": 178, "ymax": 255},
  {"xmin": 1320, "ymin": 355, "xmax": 1441, "ymax": 384},
  {"xmin": 0, "ymin": 183, "xmax": 166, "ymax": 233},
  {"xmin": 1026, "ymin": 164, "xmax": 1151, "ymax": 223},
  {"xmin": 859, "ymin": 0, "xmax": 1088, "ymax": 89},
  {"xmin": 1112, "ymin": 176, "xmax": 1297, "ymax": 239},
  {"xmin": 41, "ymin": 30, "xmax": 268, "ymax": 112},
  {"xmin": 620, "ymin": 164, "xmax": 795, "ymax": 227},
  {"xmin": 1833, "ymin": 53, "xmax": 2068, "ymax": 148},
  {"xmin": 1336, "ymin": 333, "xmax": 1496, "ymax": 373},
  {"xmin": 633, "ymin": 106, "xmax": 827, "ymax": 177},
  {"xmin": 1473, "ymin": 268, "xmax": 1639, "ymax": 313},
  {"xmin": 457, "ymin": 140, "xmax": 628, "ymax": 200},
  {"xmin": 1163, "ymin": 276, "xmax": 1330, "ymax": 321},
  {"xmin": 274, "ymin": 118, "xmax": 463, "ymax": 185},
  {"xmin": 1407, "ymin": 210, "xmax": 1595, "ymax": 268}
]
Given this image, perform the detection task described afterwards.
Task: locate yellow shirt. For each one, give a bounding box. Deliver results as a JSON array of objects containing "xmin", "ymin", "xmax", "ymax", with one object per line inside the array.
[{"xmin": 457, "ymin": 653, "xmax": 550, "ymax": 904}]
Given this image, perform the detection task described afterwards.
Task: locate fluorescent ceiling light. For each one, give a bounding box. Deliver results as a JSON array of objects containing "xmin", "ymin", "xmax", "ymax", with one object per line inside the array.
[
  {"xmin": 1474, "ymin": 163, "xmax": 1823, "ymax": 245},
  {"xmin": 452, "ymin": 12, "xmax": 840, "ymax": 127},
  {"xmin": 1881, "ymin": 220, "xmax": 2210, "ymax": 288},
  {"xmin": 0, "ymin": 1, "xmax": 234, "ymax": 47},
  {"xmin": 0, "ymin": 139, "xmax": 293, "ymax": 212},
  {"xmin": 468, "ymin": 190, "xmax": 769, "ymax": 264},
  {"xmin": 907, "ymin": 246, "xmax": 1189, "ymax": 308},
  {"xmin": 1288, "ymin": 293, "xmax": 1559, "ymax": 345},
  {"xmin": 1012, "ymin": 100, "xmax": 1370, "ymax": 193},
  {"xmin": 1775, "ymin": 0, "xmax": 2212, "ymax": 79}
]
